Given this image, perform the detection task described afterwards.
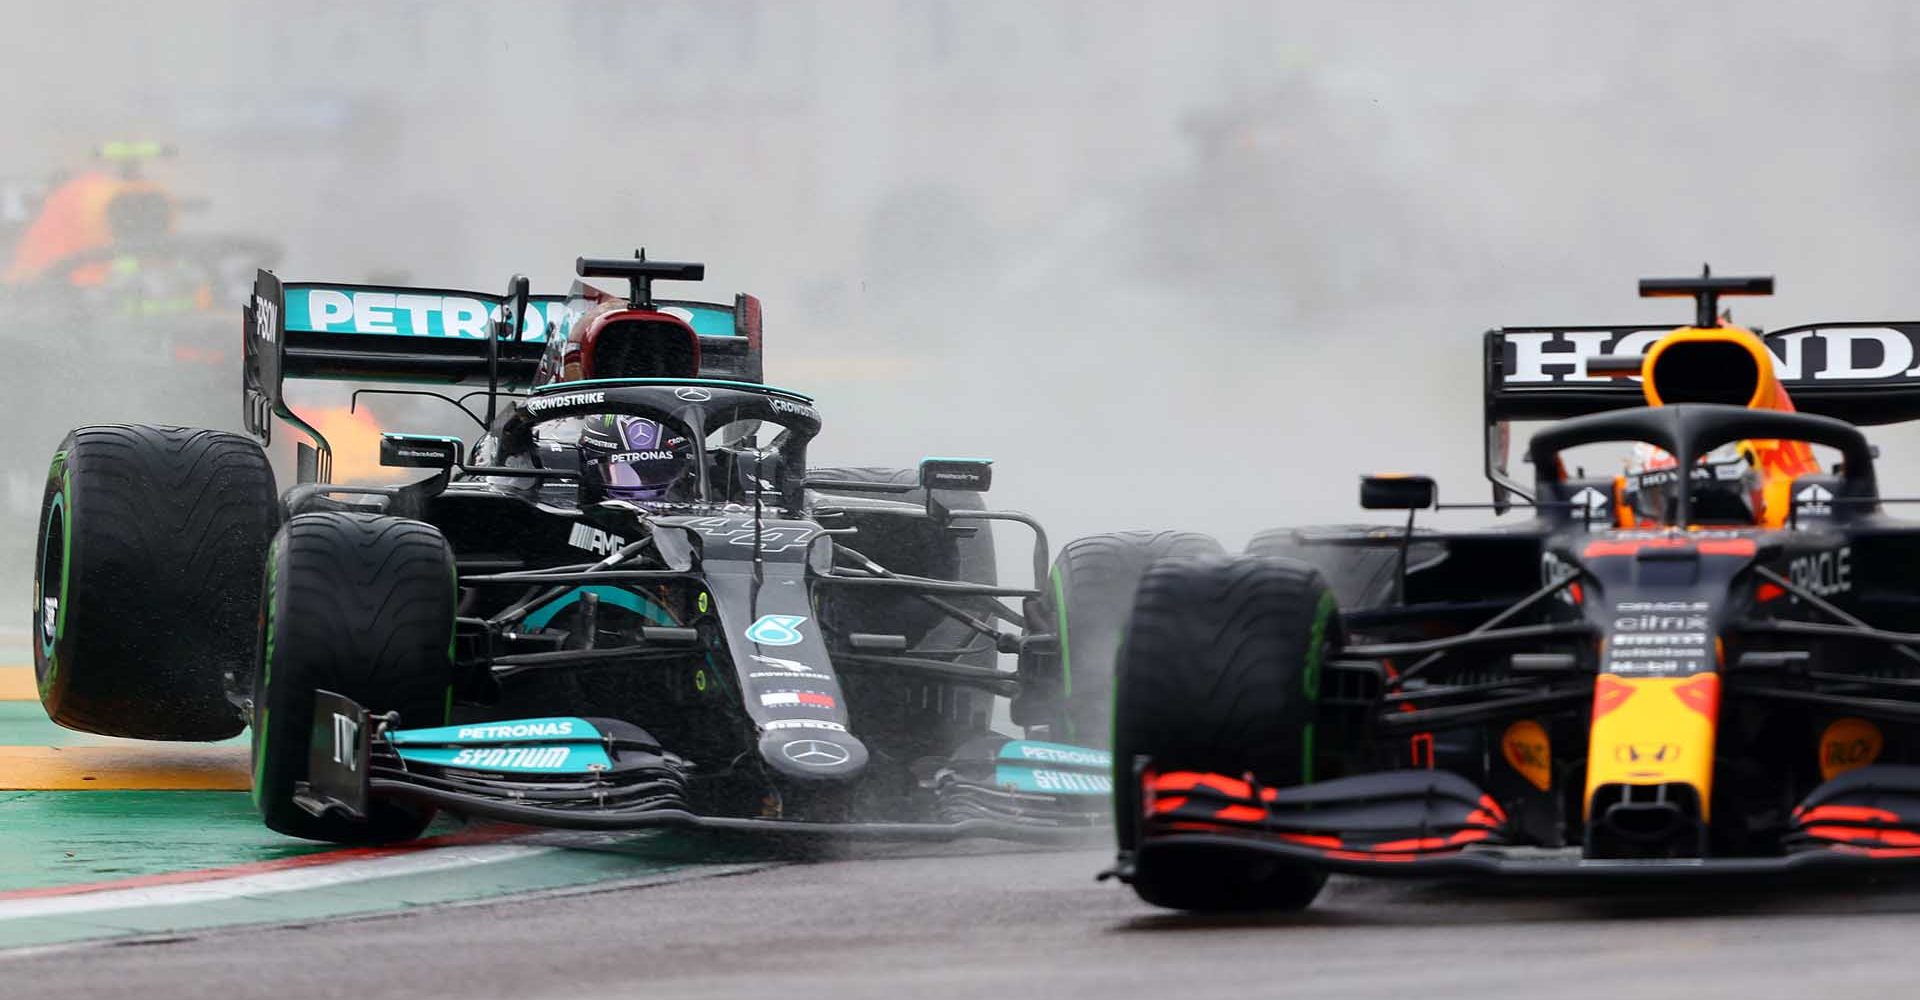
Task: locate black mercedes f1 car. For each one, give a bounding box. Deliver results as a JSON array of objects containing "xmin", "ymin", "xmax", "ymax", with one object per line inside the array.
[
  {"xmin": 29, "ymin": 254, "xmax": 1177, "ymax": 844},
  {"xmin": 1108, "ymin": 271, "xmax": 1920, "ymax": 909}
]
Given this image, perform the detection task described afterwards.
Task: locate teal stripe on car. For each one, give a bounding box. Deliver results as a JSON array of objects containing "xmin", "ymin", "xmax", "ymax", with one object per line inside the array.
[{"xmin": 522, "ymin": 586, "xmax": 676, "ymax": 631}]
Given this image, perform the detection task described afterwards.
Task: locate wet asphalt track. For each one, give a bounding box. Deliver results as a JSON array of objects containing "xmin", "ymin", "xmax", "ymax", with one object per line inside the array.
[{"xmin": 10, "ymin": 843, "xmax": 1920, "ymax": 1000}]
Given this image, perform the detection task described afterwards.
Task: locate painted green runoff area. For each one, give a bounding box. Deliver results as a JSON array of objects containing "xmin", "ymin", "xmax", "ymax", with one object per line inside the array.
[
  {"xmin": 0, "ymin": 791, "xmax": 330, "ymax": 891},
  {"xmin": 0, "ymin": 695, "xmax": 756, "ymax": 951},
  {"xmin": 0, "ymin": 702, "xmax": 290, "ymax": 891},
  {"xmin": 0, "ymin": 702, "xmax": 248, "ymax": 750},
  {"xmin": 0, "ymin": 842, "xmax": 743, "ymax": 951},
  {"xmin": 0, "ymin": 702, "xmax": 97, "ymax": 748}
]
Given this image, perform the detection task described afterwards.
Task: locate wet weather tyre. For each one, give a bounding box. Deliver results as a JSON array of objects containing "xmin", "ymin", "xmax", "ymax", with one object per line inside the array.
[
  {"xmin": 34, "ymin": 425, "xmax": 277, "ymax": 740},
  {"xmin": 1038, "ymin": 531, "xmax": 1224, "ymax": 747},
  {"xmin": 1245, "ymin": 525, "xmax": 1432, "ymax": 612},
  {"xmin": 1112, "ymin": 555, "xmax": 1337, "ymax": 911},
  {"xmin": 252, "ymin": 513, "xmax": 457, "ymax": 843}
]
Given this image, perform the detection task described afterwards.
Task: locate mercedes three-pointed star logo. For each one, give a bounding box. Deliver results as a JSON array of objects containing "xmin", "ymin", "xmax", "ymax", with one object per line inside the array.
[{"xmin": 782, "ymin": 739, "xmax": 850, "ymax": 767}]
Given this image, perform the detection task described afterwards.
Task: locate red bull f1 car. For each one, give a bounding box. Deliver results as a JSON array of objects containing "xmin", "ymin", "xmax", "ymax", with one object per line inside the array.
[
  {"xmin": 29, "ymin": 254, "xmax": 1168, "ymax": 844},
  {"xmin": 1108, "ymin": 271, "xmax": 1920, "ymax": 909},
  {"xmin": 1, "ymin": 142, "xmax": 280, "ymax": 545}
]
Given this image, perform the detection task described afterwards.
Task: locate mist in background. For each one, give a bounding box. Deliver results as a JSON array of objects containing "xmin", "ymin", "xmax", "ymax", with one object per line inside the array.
[{"xmin": 6, "ymin": 0, "xmax": 1920, "ymax": 585}]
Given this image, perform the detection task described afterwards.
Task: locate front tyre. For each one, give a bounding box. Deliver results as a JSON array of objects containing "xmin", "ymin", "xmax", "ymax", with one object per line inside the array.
[
  {"xmin": 35, "ymin": 425, "xmax": 276, "ymax": 739},
  {"xmin": 252, "ymin": 513, "xmax": 457, "ymax": 843},
  {"xmin": 1112, "ymin": 556, "xmax": 1338, "ymax": 911}
]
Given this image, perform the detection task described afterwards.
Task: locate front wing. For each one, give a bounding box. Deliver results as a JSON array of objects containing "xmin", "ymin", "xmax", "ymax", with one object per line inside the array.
[
  {"xmin": 1119, "ymin": 833, "xmax": 1920, "ymax": 881},
  {"xmin": 1110, "ymin": 765, "xmax": 1920, "ymax": 882},
  {"xmin": 301, "ymin": 691, "xmax": 1106, "ymax": 844}
]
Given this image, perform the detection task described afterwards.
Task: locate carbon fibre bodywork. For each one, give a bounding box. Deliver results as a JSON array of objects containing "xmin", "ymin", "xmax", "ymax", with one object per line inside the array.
[
  {"xmin": 237, "ymin": 262, "xmax": 1109, "ymax": 841},
  {"xmin": 1112, "ymin": 276, "xmax": 1920, "ymax": 900}
]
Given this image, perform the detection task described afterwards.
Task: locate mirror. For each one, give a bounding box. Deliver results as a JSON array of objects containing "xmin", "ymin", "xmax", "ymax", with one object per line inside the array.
[
  {"xmin": 1360, "ymin": 474, "xmax": 1436, "ymax": 510},
  {"xmin": 380, "ymin": 433, "xmax": 463, "ymax": 469},
  {"xmin": 919, "ymin": 458, "xmax": 993, "ymax": 493}
]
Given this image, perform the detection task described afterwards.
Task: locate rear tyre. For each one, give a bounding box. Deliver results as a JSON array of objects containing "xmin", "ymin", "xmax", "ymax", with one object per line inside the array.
[
  {"xmin": 1245, "ymin": 524, "xmax": 1432, "ymax": 612},
  {"xmin": 1112, "ymin": 555, "xmax": 1337, "ymax": 911},
  {"xmin": 1027, "ymin": 531, "xmax": 1223, "ymax": 747},
  {"xmin": 34, "ymin": 425, "xmax": 276, "ymax": 740},
  {"xmin": 252, "ymin": 513, "xmax": 457, "ymax": 843}
]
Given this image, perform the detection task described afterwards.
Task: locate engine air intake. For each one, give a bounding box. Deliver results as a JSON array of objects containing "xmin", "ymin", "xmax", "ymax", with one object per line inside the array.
[
  {"xmin": 586, "ymin": 316, "xmax": 700, "ymax": 379},
  {"xmin": 1645, "ymin": 333, "xmax": 1767, "ymax": 408}
]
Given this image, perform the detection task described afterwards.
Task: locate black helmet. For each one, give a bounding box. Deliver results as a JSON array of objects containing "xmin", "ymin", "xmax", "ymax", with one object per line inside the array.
[{"xmin": 578, "ymin": 413, "xmax": 693, "ymax": 503}]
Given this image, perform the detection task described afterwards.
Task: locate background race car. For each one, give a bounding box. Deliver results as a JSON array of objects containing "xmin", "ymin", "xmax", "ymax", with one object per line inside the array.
[{"xmin": 0, "ymin": 142, "xmax": 281, "ymax": 563}]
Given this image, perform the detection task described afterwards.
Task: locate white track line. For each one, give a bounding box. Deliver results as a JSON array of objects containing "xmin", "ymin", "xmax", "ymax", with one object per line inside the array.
[{"xmin": 0, "ymin": 843, "xmax": 550, "ymax": 921}]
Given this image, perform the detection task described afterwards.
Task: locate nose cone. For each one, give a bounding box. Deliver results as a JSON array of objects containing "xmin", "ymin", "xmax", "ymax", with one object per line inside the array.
[{"xmin": 759, "ymin": 727, "xmax": 869, "ymax": 780}]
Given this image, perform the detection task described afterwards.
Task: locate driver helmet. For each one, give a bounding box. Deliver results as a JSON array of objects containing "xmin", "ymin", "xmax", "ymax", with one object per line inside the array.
[
  {"xmin": 579, "ymin": 413, "xmax": 694, "ymax": 503},
  {"xmin": 1624, "ymin": 441, "xmax": 1762, "ymax": 525}
]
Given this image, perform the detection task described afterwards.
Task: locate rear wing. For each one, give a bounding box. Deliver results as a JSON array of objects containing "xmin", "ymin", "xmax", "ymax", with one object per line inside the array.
[
  {"xmin": 243, "ymin": 267, "xmax": 764, "ymax": 470},
  {"xmin": 1482, "ymin": 322, "xmax": 1920, "ymax": 501},
  {"xmin": 243, "ymin": 269, "xmax": 553, "ymax": 450}
]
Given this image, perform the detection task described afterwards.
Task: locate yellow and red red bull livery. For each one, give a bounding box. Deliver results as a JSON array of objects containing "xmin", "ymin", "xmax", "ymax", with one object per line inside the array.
[{"xmin": 1107, "ymin": 270, "xmax": 1920, "ymax": 911}]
